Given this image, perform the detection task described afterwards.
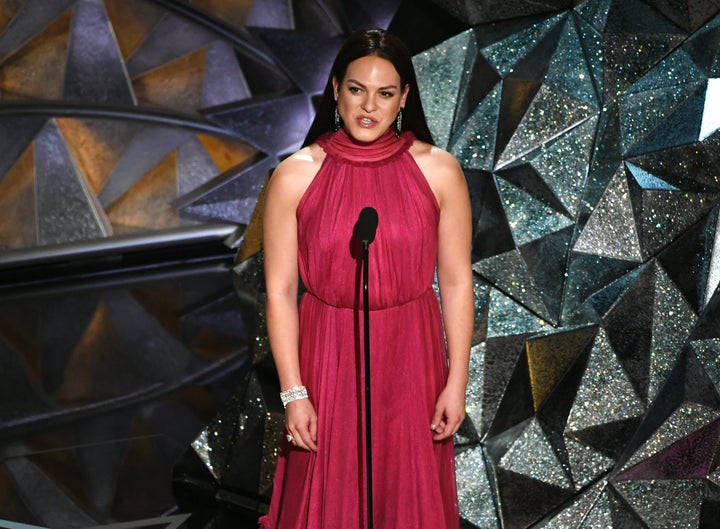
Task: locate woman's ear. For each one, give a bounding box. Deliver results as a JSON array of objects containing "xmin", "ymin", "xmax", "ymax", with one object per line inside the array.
[
  {"xmin": 332, "ymin": 76, "xmax": 339, "ymax": 99},
  {"xmin": 400, "ymin": 83, "xmax": 410, "ymax": 107}
]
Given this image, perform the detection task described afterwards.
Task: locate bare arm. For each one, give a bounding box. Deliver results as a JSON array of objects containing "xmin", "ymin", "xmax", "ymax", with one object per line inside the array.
[
  {"xmin": 263, "ymin": 148, "xmax": 321, "ymax": 451},
  {"xmin": 413, "ymin": 145, "xmax": 474, "ymax": 441}
]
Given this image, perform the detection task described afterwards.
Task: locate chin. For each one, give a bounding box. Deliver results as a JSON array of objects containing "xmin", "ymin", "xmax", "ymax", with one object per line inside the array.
[{"xmin": 345, "ymin": 126, "xmax": 391, "ymax": 143}]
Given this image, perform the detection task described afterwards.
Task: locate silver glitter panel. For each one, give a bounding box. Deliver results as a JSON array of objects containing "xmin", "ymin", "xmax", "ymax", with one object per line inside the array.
[
  {"xmin": 477, "ymin": 334, "xmax": 530, "ymax": 436},
  {"xmin": 700, "ymin": 78, "xmax": 720, "ymax": 140},
  {"xmin": 64, "ymin": 0, "xmax": 135, "ymax": 105},
  {"xmin": 612, "ymin": 479, "xmax": 704, "ymax": 529},
  {"xmin": 543, "ymin": 15, "xmax": 600, "ymax": 108},
  {"xmin": 542, "ymin": 480, "xmax": 605, "ymax": 528},
  {"xmin": 464, "ymin": 342, "xmax": 486, "ymax": 441},
  {"xmin": 561, "ymin": 255, "xmax": 638, "ymax": 326},
  {"xmin": 691, "ymin": 339, "xmax": 720, "ymax": 392},
  {"xmin": 518, "ymin": 226, "xmax": 574, "ymax": 323},
  {"xmin": 413, "ymin": 30, "xmax": 474, "ymax": 149},
  {"xmin": 704, "ymin": 209, "xmax": 720, "ymax": 307},
  {"xmin": 495, "ymin": 176, "xmax": 573, "ymax": 246},
  {"xmin": 638, "ymin": 187, "xmax": 719, "ymax": 260},
  {"xmin": 573, "ymin": 166, "xmax": 643, "ymax": 262},
  {"xmin": 450, "ymin": 83, "xmax": 501, "ymax": 171},
  {"xmin": 473, "ymin": 248, "xmax": 552, "ymax": 323},
  {"xmin": 566, "ymin": 328, "xmax": 645, "ymax": 433},
  {"xmin": 648, "ymin": 264, "xmax": 696, "ymax": 400},
  {"xmin": 625, "ymin": 84, "xmax": 708, "ymax": 158},
  {"xmin": 455, "ymin": 446, "xmax": 500, "ymax": 529},
  {"xmin": 527, "ymin": 116, "xmax": 598, "ymax": 218},
  {"xmin": 35, "ymin": 120, "xmax": 109, "ymax": 245},
  {"xmin": 621, "ymin": 402, "xmax": 720, "ymax": 471},
  {"xmin": 580, "ymin": 484, "xmax": 646, "ymax": 529},
  {"xmin": 480, "ymin": 15, "xmax": 562, "ymax": 77},
  {"xmin": 486, "ymin": 287, "xmax": 552, "ymax": 338},
  {"xmin": 564, "ymin": 436, "xmax": 614, "ymax": 490},
  {"xmin": 496, "ymin": 85, "xmax": 596, "ymax": 169},
  {"xmin": 499, "ymin": 418, "xmax": 573, "ymax": 489},
  {"xmin": 617, "ymin": 417, "xmax": 720, "ymax": 481}
]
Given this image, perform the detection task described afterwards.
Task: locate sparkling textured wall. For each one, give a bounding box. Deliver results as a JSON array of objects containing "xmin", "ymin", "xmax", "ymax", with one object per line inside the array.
[{"xmin": 2, "ymin": 1, "xmax": 720, "ymax": 528}]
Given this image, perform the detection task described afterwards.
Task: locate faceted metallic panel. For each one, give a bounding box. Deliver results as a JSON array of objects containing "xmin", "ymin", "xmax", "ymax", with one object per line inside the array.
[
  {"xmin": 202, "ymin": 40, "xmax": 251, "ymax": 107},
  {"xmin": 254, "ymin": 30, "xmax": 346, "ymax": 95},
  {"xmin": 205, "ymin": 93, "xmax": 315, "ymax": 155},
  {"xmin": 34, "ymin": 120, "xmax": 109, "ymax": 245},
  {"xmin": 64, "ymin": 0, "xmax": 134, "ymax": 105},
  {"xmin": 125, "ymin": 12, "xmax": 218, "ymax": 78},
  {"xmin": 0, "ymin": 0, "xmax": 74, "ymax": 61},
  {"xmin": 98, "ymin": 126, "xmax": 193, "ymax": 209}
]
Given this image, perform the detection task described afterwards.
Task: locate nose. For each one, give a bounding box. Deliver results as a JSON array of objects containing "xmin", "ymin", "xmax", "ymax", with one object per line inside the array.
[{"xmin": 361, "ymin": 94, "xmax": 376, "ymax": 112}]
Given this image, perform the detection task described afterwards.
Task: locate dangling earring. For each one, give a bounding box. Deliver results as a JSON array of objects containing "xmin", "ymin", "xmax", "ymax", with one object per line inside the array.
[
  {"xmin": 333, "ymin": 102, "xmax": 341, "ymax": 132},
  {"xmin": 395, "ymin": 107, "xmax": 404, "ymax": 138}
]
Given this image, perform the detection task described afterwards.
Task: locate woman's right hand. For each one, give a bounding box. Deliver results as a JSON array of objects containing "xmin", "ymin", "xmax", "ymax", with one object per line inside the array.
[{"xmin": 285, "ymin": 398, "xmax": 318, "ymax": 452}]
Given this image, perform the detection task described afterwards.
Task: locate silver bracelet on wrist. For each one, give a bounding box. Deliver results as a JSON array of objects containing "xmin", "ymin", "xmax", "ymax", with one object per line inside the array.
[{"xmin": 280, "ymin": 385, "xmax": 308, "ymax": 408}]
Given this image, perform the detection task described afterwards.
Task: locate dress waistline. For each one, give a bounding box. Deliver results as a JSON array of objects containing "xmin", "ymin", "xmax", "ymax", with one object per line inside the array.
[{"xmin": 302, "ymin": 286, "xmax": 437, "ymax": 312}]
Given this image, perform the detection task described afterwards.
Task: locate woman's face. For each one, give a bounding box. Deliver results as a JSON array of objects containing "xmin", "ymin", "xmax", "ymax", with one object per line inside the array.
[{"xmin": 333, "ymin": 55, "xmax": 409, "ymax": 143}]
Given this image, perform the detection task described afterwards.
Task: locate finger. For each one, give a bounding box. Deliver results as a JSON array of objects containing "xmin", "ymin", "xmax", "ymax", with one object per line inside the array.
[
  {"xmin": 310, "ymin": 414, "xmax": 318, "ymax": 443},
  {"xmin": 430, "ymin": 409, "xmax": 444, "ymax": 431},
  {"xmin": 297, "ymin": 425, "xmax": 317, "ymax": 452}
]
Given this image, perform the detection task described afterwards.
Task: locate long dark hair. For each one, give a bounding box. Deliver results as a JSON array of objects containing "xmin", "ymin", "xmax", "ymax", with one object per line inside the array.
[{"xmin": 303, "ymin": 28, "xmax": 435, "ymax": 147}]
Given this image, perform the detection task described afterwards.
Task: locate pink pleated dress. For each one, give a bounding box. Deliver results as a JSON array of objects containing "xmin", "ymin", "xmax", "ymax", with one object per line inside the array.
[{"xmin": 259, "ymin": 128, "xmax": 459, "ymax": 529}]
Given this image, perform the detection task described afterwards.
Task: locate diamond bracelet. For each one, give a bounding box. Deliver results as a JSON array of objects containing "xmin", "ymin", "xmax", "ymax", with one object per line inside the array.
[{"xmin": 280, "ymin": 385, "xmax": 308, "ymax": 408}]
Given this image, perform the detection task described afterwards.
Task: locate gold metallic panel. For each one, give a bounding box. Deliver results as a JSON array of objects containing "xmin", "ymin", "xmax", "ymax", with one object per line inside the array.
[
  {"xmin": 0, "ymin": 144, "xmax": 35, "ymax": 249},
  {"xmin": 193, "ymin": 0, "xmax": 254, "ymax": 33},
  {"xmin": 0, "ymin": 300, "xmax": 41, "ymax": 375},
  {"xmin": 0, "ymin": 0, "xmax": 23, "ymax": 35},
  {"xmin": 104, "ymin": 0, "xmax": 165, "ymax": 61},
  {"xmin": 107, "ymin": 151, "xmax": 180, "ymax": 231},
  {"xmin": 132, "ymin": 49, "xmax": 207, "ymax": 114},
  {"xmin": 196, "ymin": 133, "xmax": 256, "ymax": 174},
  {"xmin": 235, "ymin": 175, "xmax": 268, "ymax": 263},
  {"xmin": 525, "ymin": 326, "xmax": 597, "ymax": 412},
  {"xmin": 56, "ymin": 118, "xmax": 138, "ymax": 196},
  {"xmin": 54, "ymin": 304, "xmax": 125, "ymax": 402},
  {"xmin": 0, "ymin": 11, "xmax": 69, "ymax": 100}
]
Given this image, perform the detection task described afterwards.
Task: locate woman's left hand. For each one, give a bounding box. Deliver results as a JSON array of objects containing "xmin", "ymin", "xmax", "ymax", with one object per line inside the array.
[{"xmin": 430, "ymin": 383, "xmax": 466, "ymax": 441}]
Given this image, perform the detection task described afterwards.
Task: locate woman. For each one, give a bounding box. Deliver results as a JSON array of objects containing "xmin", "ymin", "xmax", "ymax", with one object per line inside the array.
[{"xmin": 260, "ymin": 28, "xmax": 474, "ymax": 529}]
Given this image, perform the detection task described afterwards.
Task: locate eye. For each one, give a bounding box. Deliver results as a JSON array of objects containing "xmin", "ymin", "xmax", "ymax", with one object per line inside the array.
[
  {"xmin": 348, "ymin": 86, "xmax": 361, "ymax": 93},
  {"xmin": 380, "ymin": 91, "xmax": 396, "ymax": 98}
]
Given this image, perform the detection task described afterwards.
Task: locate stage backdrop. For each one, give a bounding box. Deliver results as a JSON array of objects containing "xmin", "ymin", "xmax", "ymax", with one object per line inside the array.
[{"xmin": 1, "ymin": 1, "xmax": 720, "ymax": 528}]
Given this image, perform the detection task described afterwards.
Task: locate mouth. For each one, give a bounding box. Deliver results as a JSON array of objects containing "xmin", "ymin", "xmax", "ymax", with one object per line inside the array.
[{"xmin": 358, "ymin": 116, "xmax": 375, "ymax": 127}]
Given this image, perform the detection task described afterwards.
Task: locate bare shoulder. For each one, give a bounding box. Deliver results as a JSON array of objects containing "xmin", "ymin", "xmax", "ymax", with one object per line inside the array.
[
  {"xmin": 409, "ymin": 139, "xmax": 466, "ymax": 205},
  {"xmin": 266, "ymin": 143, "xmax": 327, "ymax": 205}
]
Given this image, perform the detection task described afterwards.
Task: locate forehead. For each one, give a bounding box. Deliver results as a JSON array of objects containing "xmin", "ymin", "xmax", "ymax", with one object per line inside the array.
[{"xmin": 343, "ymin": 55, "xmax": 401, "ymax": 85}]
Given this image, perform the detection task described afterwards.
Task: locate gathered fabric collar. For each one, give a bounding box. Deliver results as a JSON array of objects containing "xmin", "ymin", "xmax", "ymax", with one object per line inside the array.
[{"xmin": 317, "ymin": 128, "xmax": 415, "ymax": 166}]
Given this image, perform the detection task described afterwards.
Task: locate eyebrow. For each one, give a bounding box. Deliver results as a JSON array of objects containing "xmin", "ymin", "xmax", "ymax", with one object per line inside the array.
[{"xmin": 345, "ymin": 78, "xmax": 399, "ymax": 90}]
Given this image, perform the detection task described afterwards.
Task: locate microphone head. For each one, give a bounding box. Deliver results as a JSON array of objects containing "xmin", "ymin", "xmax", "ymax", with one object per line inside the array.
[{"xmin": 355, "ymin": 207, "xmax": 379, "ymax": 244}]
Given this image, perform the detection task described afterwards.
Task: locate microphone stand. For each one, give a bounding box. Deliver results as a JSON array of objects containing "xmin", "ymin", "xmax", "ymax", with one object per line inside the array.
[
  {"xmin": 361, "ymin": 237, "xmax": 373, "ymax": 529},
  {"xmin": 355, "ymin": 206, "xmax": 377, "ymax": 529}
]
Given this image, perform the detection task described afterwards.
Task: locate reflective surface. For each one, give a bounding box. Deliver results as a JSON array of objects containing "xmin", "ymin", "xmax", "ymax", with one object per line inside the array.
[{"xmin": 2, "ymin": 1, "xmax": 720, "ymax": 528}]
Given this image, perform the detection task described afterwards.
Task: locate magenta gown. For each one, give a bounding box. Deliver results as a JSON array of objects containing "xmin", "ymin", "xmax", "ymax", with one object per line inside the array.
[{"xmin": 259, "ymin": 128, "xmax": 459, "ymax": 529}]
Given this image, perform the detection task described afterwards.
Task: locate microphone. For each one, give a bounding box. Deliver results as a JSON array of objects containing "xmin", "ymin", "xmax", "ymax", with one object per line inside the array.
[{"xmin": 355, "ymin": 207, "xmax": 379, "ymax": 245}]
